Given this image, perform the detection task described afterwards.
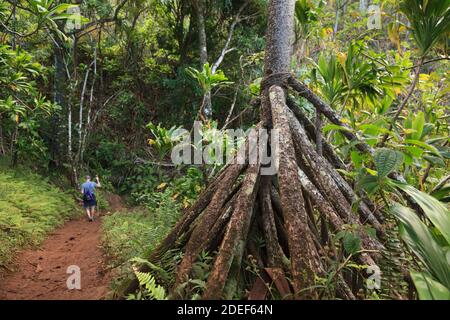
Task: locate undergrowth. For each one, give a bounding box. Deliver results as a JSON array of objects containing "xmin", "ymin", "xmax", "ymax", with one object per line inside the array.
[
  {"xmin": 0, "ymin": 165, "xmax": 78, "ymax": 268},
  {"xmin": 101, "ymin": 188, "xmax": 183, "ymax": 290},
  {"xmin": 101, "ymin": 165, "xmax": 204, "ymax": 294}
]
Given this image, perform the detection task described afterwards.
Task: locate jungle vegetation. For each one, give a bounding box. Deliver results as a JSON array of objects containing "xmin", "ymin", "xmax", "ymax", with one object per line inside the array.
[{"xmin": 0, "ymin": 0, "xmax": 449, "ymax": 300}]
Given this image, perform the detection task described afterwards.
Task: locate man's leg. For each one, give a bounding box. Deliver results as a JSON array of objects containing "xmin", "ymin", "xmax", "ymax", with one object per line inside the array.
[
  {"xmin": 91, "ymin": 206, "xmax": 96, "ymax": 221},
  {"xmin": 85, "ymin": 208, "xmax": 92, "ymax": 220}
]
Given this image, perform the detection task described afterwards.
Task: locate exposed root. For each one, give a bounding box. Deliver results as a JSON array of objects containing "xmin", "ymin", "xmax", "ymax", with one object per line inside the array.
[
  {"xmin": 203, "ymin": 164, "xmax": 260, "ymax": 299},
  {"xmin": 119, "ymin": 77, "xmax": 388, "ymax": 301}
]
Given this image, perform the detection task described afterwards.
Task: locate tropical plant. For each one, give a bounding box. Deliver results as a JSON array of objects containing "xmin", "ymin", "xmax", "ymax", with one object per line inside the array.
[
  {"xmin": 400, "ymin": 0, "xmax": 450, "ymax": 56},
  {"xmin": 129, "ymin": 270, "xmax": 168, "ymax": 300},
  {"xmin": 391, "ymin": 185, "xmax": 450, "ymax": 300},
  {"xmin": 295, "ymin": 0, "xmax": 319, "ymax": 36},
  {"xmin": 146, "ymin": 122, "xmax": 187, "ymax": 161},
  {"xmin": 312, "ymin": 54, "xmax": 345, "ymax": 107},
  {"xmin": 357, "ymin": 148, "xmax": 404, "ymax": 196},
  {"xmin": 186, "ymin": 63, "xmax": 233, "ymax": 95}
]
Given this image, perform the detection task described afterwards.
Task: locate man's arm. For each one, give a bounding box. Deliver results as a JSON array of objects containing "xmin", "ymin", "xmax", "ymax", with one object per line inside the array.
[{"xmin": 95, "ymin": 175, "xmax": 101, "ymax": 187}]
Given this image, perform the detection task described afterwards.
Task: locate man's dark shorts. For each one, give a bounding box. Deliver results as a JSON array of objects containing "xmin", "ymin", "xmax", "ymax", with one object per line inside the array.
[{"xmin": 83, "ymin": 195, "xmax": 97, "ymax": 208}]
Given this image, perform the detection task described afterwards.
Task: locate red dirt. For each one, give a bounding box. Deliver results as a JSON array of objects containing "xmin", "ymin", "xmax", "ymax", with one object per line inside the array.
[{"xmin": 0, "ymin": 215, "xmax": 112, "ymax": 300}]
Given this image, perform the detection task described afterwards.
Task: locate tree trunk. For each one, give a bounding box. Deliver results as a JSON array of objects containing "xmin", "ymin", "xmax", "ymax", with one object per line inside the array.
[
  {"xmin": 193, "ymin": 0, "xmax": 211, "ymax": 118},
  {"xmin": 50, "ymin": 46, "xmax": 65, "ymax": 169},
  {"xmin": 0, "ymin": 114, "xmax": 5, "ymax": 155},
  {"xmin": 118, "ymin": 0, "xmax": 384, "ymax": 301}
]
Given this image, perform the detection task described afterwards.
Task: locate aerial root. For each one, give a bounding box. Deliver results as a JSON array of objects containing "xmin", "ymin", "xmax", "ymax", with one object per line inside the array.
[{"xmin": 119, "ymin": 81, "xmax": 388, "ymax": 300}]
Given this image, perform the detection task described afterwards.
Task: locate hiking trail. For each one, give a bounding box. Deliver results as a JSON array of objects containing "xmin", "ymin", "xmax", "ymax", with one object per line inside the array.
[{"xmin": 0, "ymin": 194, "xmax": 125, "ymax": 300}]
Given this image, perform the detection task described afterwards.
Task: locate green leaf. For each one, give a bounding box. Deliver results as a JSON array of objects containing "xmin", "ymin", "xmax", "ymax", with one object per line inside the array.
[
  {"xmin": 404, "ymin": 145, "xmax": 424, "ymax": 158},
  {"xmin": 374, "ymin": 148, "xmax": 404, "ymax": 178},
  {"xmin": 395, "ymin": 184, "xmax": 450, "ymax": 245},
  {"xmin": 356, "ymin": 175, "xmax": 380, "ymax": 194},
  {"xmin": 322, "ymin": 124, "xmax": 352, "ymax": 134},
  {"xmin": 391, "ymin": 203, "xmax": 450, "ymax": 288},
  {"xmin": 431, "ymin": 186, "xmax": 450, "ymax": 202},
  {"xmin": 423, "ymin": 155, "xmax": 446, "ymax": 167},
  {"xmin": 400, "ymin": 0, "xmax": 450, "ymax": 55},
  {"xmin": 351, "ymin": 151, "xmax": 364, "ymax": 168},
  {"xmin": 404, "ymin": 139, "xmax": 442, "ymax": 157},
  {"xmin": 343, "ymin": 232, "xmax": 361, "ymax": 255},
  {"xmin": 410, "ymin": 111, "xmax": 425, "ymax": 140},
  {"xmin": 365, "ymin": 226, "xmax": 377, "ymax": 239},
  {"xmin": 410, "ymin": 271, "xmax": 450, "ymax": 300},
  {"xmin": 358, "ymin": 124, "xmax": 391, "ymax": 135}
]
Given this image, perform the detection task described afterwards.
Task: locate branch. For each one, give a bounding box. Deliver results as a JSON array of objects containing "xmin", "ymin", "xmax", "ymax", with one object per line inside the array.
[
  {"xmin": 222, "ymin": 107, "xmax": 250, "ymax": 130},
  {"xmin": 0, "ymin": 20, "xmax": 41, "ymax": 38},
  {"xmin": 211, "ymin": 1, "xmax": 249, "ymax": 74},
  {"xmin": 405, "ymin": 56, "xmax": 449, "ymax": 70},
  {"xmin": 288, "ymin": 76, "xmax": 374, "ymax": 155}
]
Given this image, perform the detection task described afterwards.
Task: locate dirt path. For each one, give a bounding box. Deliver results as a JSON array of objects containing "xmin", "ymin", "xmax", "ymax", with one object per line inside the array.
[{"xmin": 0, "ymin": 214, "xmax": 112, "ymax": 300}]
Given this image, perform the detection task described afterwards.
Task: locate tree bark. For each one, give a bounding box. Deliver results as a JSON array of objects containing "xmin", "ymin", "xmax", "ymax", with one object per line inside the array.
[
  {"xmin": 203, "ymin": 164, "xmax": 260, "ymax": 299},
  {"xmin": 270, "ymin": 85, "xmax": 323, "ymax": 299},
  {"xmin": 193, "ymin": 0, "xmax": 211, "ymax": 118}
]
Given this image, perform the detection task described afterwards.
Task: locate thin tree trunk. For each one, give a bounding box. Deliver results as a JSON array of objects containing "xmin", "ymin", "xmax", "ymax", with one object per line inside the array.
[
  {"xmin": 333, "ymin": 0, "xmax": 340, "ymax": 36},
  {"xmin": 0, "ymin": 114, "xmax": 5, "ymax": 155},
  {"xmin": 11, "ymin": 118, "xmax": 19, "ymax": 166},
  {"xmin": 193, "ymin": 0, "xmax": 211, "ymax": 118},
  {"xmin": 80, "ymin": 48, "xmax": 97, "ymax": 163},
  {"xmin": 50, "ymin": 46, "xmax": 65, "ymax": 168},
  {"xmin": 77, "ymin": 64, "xmax": 90, "ymax": 164}
]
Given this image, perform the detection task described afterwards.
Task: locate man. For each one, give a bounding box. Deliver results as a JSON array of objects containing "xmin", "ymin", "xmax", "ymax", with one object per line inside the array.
[{"xmin": 81, "ymin": 175, "xmax": 101, "ymax": 222}]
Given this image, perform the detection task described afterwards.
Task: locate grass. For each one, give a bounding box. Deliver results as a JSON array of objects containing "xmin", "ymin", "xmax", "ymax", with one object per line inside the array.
[
  {"xmin": 101, "ymin": 189, "xmax": 182, "ymax": 289},
  {"xmin": 0, "ymin": 166, "xmax": 78, "ymax": 268}
]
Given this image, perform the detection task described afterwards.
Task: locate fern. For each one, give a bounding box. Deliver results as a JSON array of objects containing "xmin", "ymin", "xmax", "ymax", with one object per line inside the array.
[
  {"xmin": 0, "ymin": 167, "xmax": 77, "ymax": 267},
  {"xmin": 131, "ymin": 271, "xmax": 167, "ymax": 300}
]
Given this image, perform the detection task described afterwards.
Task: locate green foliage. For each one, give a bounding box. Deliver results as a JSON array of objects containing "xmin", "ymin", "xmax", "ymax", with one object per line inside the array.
[
  {"xmin": 312, "ymin": 54, "xmax": 345, "ymax": 106},
  {"xmin": 0, "ymin": 166, "xmax": 77, "ymax": 267},
  {"xmin": 0, "ymin": 45, "xmax": 58, "ymax": 163},
  {"xmin": 0, "ymin": 0, "xmax": 448, "ymax": 301},
  {"xmin": 374, "ymin": 148, "xmax": 405, "ymax": 178},
  {"xmin": 171, "ymin": 167, "xmax": 204, "ymax": 208},
  {"xmin": 400, "ymin": 0, "xmax": 450, "ymax": 55},
  {"xmin": 175, "ymin": 250, "xmax": 215, "ymax": 299},
  {"xmin": 335, "ymin": 225, "xmax": 362, "ymax": 256},
  {"xmin": 146, "ymin": 122, "xmax": 187, "ymax": 161},
  {"xmin": 128, "ymin": 271, "xmax": 167, "ymax": 300},
  {"xmin": 295, "ymin": 0, "xmax": 319, "ymax": 36},
  {"xmin": 395, "ymin": 183, "xmax": 450, "ymax": 245},
  {"xmin": 186, "ymin": 63, "xmax": 233, "ymax": 94},
  {"xmin": 357, "ymin": 148, "xmax": 404, "ymax": 195},
  {"xmin": 390, "ymin": 187, "xmax": 450, "ymax": 300},
  {"xmin": 101, "ymin": 192, "xmax": 181, "ymax": 291},
  {"xmin": 102, "ymin": 197, "xmax": 180, "ymax": 266}
]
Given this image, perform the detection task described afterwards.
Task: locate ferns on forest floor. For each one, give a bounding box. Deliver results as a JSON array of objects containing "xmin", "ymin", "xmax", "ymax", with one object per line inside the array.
[
  {"xmin": 0, "ymin": 167, "xmax": 77, "ymax": 268},
  {"xmin": 127, "ymin": 271, "xmax": 168, "ymax": 300},
  {"xmin": 101, "ymin": 189, "xmax": 183, "ymax": 291}
]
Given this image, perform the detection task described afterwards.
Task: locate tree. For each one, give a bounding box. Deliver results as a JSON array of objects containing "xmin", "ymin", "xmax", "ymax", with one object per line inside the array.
[{"xmin": 119, "ymin": 0, "xmax": 384, "ymax": 300}]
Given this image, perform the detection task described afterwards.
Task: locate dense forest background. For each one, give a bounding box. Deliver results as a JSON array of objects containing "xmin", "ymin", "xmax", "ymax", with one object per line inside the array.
[{"xmin": 0, "ymin": 0, "xmax": 449, "ymax": 300}]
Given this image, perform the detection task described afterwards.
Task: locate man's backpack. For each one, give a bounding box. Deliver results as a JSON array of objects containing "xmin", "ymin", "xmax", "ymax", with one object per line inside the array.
[{"xmin": 83, "ymin": 189, "xmax": 94, "ymax": 201}]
